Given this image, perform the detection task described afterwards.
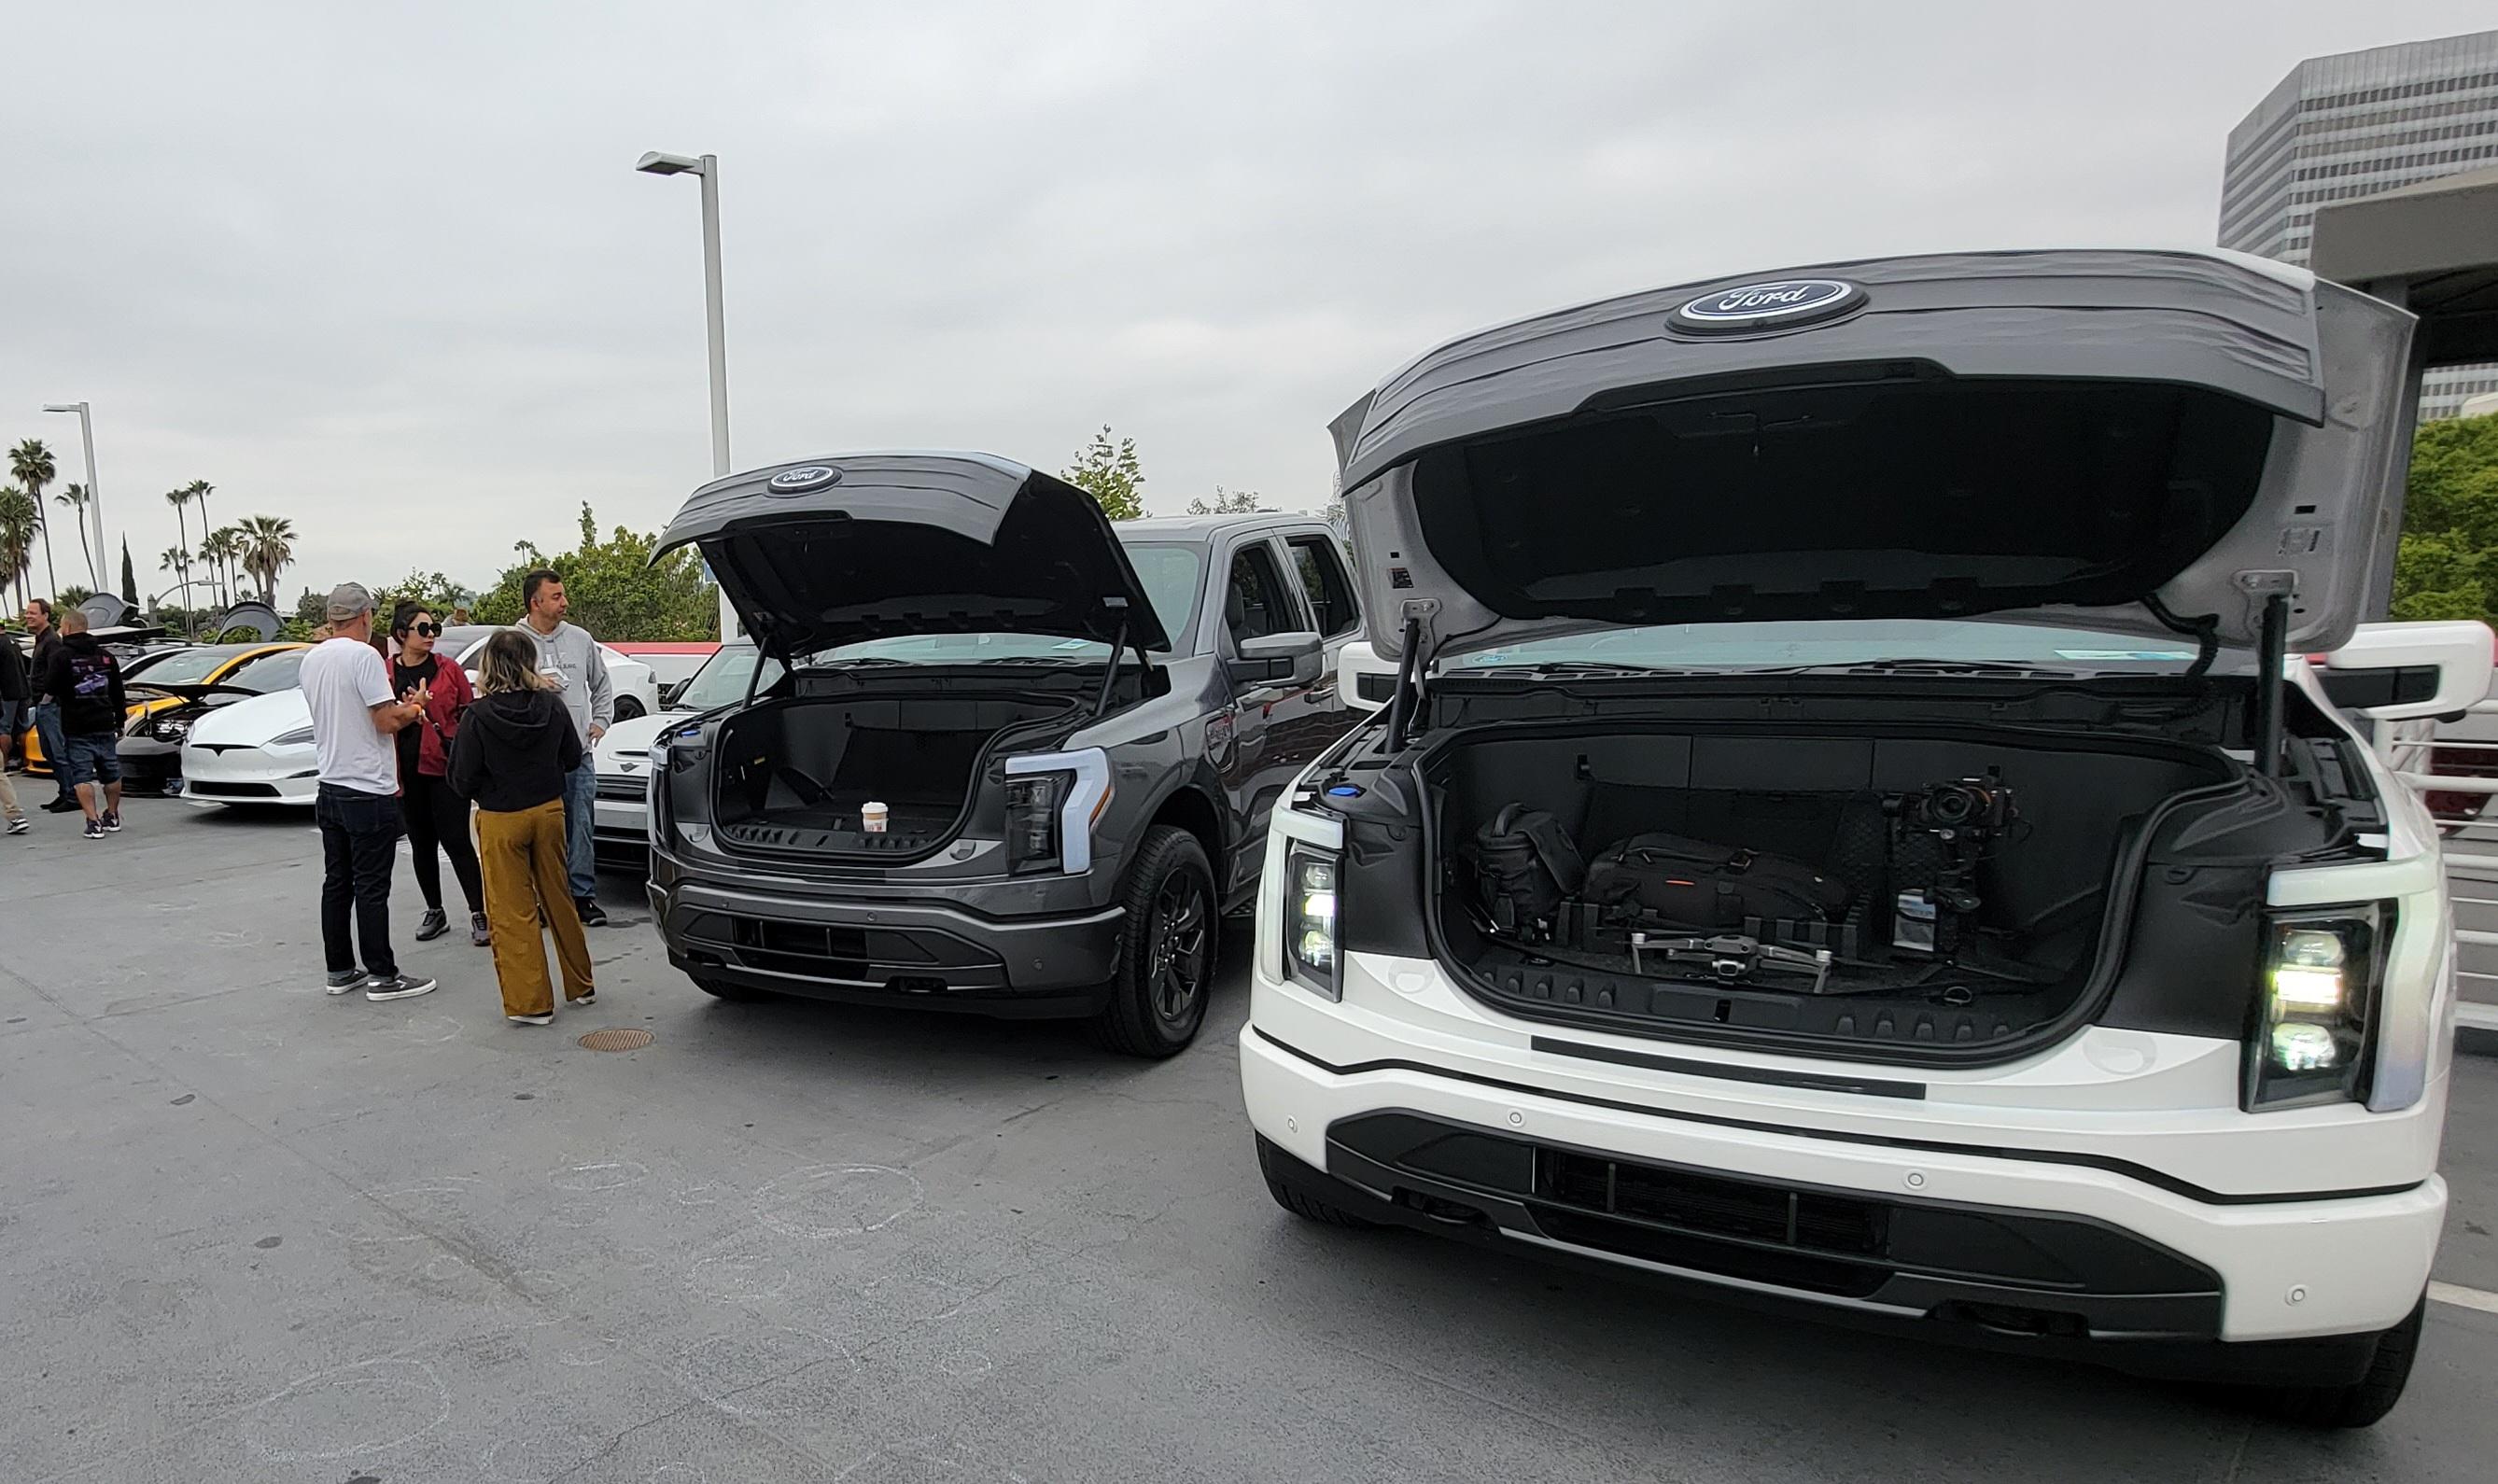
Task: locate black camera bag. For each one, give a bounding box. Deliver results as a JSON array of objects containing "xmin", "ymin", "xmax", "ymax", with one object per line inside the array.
[
  {"xmin": 1469, "ymin": 804, "xmax": 1586, "ymax": 935},
  {"xmin": 1582, "ymin": 832, "xmax": 1851, "ymax": 930}
]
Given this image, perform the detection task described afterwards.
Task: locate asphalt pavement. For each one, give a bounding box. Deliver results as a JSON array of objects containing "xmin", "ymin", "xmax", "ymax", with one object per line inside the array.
[{"xmin": 6, "ymin": 795, "xmax": 2498, "ymax": 1483}]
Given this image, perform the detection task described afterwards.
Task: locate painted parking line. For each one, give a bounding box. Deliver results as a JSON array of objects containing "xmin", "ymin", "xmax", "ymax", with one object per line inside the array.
[{"xmin": 2430, "ymin": 1281, "xmax": 2498, "ymax": 1315}]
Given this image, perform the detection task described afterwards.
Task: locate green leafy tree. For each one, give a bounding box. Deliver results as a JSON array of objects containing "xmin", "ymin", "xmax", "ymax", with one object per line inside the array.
[
  {"xmin": 471, "ymin": 502, "xmax": 719, "ymax": 639},
  {"xmin": 1186, "ymin": 485, "xmax": 1274, "ymax": 515},
  {"xmin": 120, "ymin": 539, "xmax": 138, "ymax": 607},
  {"xmin": 1062, "ymin": 425, "xmax": 1146, "ymax": 521},
  {"xmin": 56, "ymin": 584, "xmax": 94, "ymax": 608},
  {"xmin": 293, "ymin": 587, "xmax": 328, "ymax": 626},
  {"xmin": 376, "ymin": 570, "xmax": 473, "ymax": 620},
  {"xmin": 2392, "ymin": 413, "xmax": 2498, "ymax": 623}
]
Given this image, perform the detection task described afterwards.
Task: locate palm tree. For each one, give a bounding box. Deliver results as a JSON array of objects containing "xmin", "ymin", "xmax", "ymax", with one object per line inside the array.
[
  {"xmin": 185, "ymin": 480, "xmax": 215, "ymax": 549},
  {"xmin": 198, "ymin": 529, "xmax": 230, "ymax": 611},
  {"xmin": 163, "ymin": 484, "xmax": 197, "ymax": 619},
  {"xmin": 10, "ymin": 440, "xmax": 58, "ymax": 598},
  {"xmin": 238, "ymin": 513, "xmax": 298, "ymax": 604},
  {"xmin": 53, "ymin": 483, "xmax": 94, "ymax": 590},
  {"xmin": 159, "ymin": 545, "xmax": 193, "ymax": 627},
  {"xmin": 0, "ymin": 486, "xmax": 37, "ymax": 610}
]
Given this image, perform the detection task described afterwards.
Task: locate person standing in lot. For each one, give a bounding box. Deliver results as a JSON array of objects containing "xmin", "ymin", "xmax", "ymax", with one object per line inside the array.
[
  {"xmin": 451, "ymin": 629, "xmax": 595, "ymax": 1026},
  {"xmin": 516, "ymin": 569, "xmax": 612, "ymax": 927},
  {"xmin": 302, "ymin": 583, "xmax": 436, "ymax": 1001},
  {"xmin": 0, "ymin": 627, "xmax": 30, "ymax": 834},
  {"xmin": 41, "ymin": 610, "xmax": 127, "ymax": 841},
  {"xmin": 22, "ymin": 599, "xmax": 78, "ymax": 813},
  {"xmin": 387, "ymin": 601, "xmax": 488, "ymax": 947}
]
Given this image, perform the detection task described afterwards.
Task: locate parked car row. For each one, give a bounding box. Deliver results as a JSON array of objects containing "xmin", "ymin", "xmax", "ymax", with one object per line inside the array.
[
  {"xmin": 613, "ymin": 249, "xmax": 2478, "ymax": 1426},
  {"xmin": 175, "ymin": 633, "xmax": 657, "ymax": 805}
]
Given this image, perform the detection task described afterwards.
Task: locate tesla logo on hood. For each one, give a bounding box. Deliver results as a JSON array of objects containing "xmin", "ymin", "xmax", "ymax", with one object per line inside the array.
[
  {"xmin": 766, "ymin": 465, "xmax": 843, "ymax": 493},
  {"xmin": 1668, "ymin": 278, "xmax": 1863, "ymax": 335}
]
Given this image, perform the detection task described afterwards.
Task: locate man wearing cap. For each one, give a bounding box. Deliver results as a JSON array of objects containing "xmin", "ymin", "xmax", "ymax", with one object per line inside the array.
[{"xmin": 300, "ymin": 583, "xmax": 437, "ymax": 1001}]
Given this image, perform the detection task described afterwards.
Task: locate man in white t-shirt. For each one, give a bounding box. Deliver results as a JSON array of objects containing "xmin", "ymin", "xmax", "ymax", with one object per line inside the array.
[{"xmin": 301, "ymin": 583, "xmax": 438, "ymax": 1001}]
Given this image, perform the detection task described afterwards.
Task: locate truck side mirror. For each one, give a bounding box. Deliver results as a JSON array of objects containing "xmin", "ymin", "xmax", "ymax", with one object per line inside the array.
[
  {"xmin": 1336, "ymin": 638, "xmax": 1394, "ymax": 712},
  {"xmin": 1230, "ymin": 630, "xmax": 1323, "ymax": 688},
  {"xmin": 2312, "ymin": 620, "xmax": 2493, "ymax": 721}
]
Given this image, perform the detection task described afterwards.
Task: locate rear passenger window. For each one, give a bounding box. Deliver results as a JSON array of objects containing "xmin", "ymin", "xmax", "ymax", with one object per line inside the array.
[
  {"xmin": 1226, "ymin": 545, "xmax": 1301, "ymax": 645},
  {"xmin": 1287, "ymin": 536, "xmax": 1358, "ymax": 638}
]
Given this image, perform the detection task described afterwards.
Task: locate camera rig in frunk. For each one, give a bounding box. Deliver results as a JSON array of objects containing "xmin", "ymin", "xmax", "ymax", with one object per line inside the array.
[{"xmin": 1465, "ymin": 774, "xmax": 2045, "ymax": 995}]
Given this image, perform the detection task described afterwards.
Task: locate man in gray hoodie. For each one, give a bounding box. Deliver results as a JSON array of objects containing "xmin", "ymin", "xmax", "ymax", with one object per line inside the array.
[{"xmin": 517, "ymin": 569, "xmax": 613, "ymax": 925}]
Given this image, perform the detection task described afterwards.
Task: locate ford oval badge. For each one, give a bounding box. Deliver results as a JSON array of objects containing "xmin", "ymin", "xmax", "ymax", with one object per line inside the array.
[
  {"xmin": 1668, "ymin": 278, "xmax": 1864, "ymax": 336},
  {"xmin": 766, "ymin": 465, "xmax": 842, "ymax": 493}
]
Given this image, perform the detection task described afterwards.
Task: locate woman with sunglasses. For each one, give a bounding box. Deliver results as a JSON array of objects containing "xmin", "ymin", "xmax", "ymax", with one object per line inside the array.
[{"xmin": 389, "ymin": 601, "xmax": 487, "ymax": 945}]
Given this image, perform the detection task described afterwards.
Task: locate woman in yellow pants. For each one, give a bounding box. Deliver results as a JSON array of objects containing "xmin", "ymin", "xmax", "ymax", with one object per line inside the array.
[{"xmin": 448, "ymin": 630, "xmax": 595, "ymax": 1024}]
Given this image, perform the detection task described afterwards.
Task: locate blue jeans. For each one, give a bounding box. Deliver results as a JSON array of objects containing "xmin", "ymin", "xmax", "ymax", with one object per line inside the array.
[
  {"xmin": 31, "ymin": 702, "xmax": 73, "ymax": 802},
  {"xmin": 561, "ymin": 753, "xmax": 596, "ymax": 900}
]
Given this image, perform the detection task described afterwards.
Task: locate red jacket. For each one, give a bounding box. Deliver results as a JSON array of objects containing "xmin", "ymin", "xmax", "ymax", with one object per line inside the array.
[{"xmin": 391, "ymin": 650, "xmax": 475, "ymax": 778}]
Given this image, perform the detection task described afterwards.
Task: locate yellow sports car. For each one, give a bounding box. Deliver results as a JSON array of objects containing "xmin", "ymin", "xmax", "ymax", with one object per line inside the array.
[{"xmin": 20, "ymin": 641, "xmax": 309, "ymax": 783}]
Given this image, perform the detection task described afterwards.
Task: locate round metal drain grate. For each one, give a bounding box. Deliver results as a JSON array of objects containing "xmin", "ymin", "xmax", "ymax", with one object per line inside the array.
[{"xmin": 577, "ymin": 1027, "xmax": 654, "ymax": 1053}]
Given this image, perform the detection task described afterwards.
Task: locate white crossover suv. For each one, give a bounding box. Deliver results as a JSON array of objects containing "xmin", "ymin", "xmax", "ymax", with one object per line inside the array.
[{"xmin": 1241, "ymin": 248, "xmax": 2481, "ymax": 1426}]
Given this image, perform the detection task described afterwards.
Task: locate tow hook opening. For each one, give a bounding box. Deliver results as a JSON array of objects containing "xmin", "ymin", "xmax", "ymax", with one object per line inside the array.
[
  {"xmin": 1396, "ymin": 1189, "xmax": 1491, "ymax": 1227},
  {"xmin": 1931, "ymin": 1300, "xmax": 2091, "ymax": 1339}
]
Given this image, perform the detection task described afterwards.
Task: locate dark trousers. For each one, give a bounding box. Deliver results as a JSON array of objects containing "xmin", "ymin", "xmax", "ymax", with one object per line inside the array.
[
  {"xmin": 31, "ymin": 702, "xmax": 73, "ymax": 802},
  {"xmin": 317, "ymin": 782, "xmax": 401, "ymax": 978},
  {"xmin": 400, "ymin": 771, "xmax": 483, "ymax": 915}
]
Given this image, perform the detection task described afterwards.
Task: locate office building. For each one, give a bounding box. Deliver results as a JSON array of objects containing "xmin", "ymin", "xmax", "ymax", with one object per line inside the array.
[{"xmin": 2220, "ymin": 30, "xmax": 2498, "ymax": 419}]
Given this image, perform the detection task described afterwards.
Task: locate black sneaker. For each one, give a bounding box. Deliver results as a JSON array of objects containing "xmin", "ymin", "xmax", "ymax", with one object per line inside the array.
[
  {"xmin": 363, "ymin": 973, "xmax": 438, "ymax": 1002},
  {"xmin": 101, "ymin": 810, "xmax": 121, "ymax": 833},
  {"xmin": 575, "ymin": 897, "xmax": 608, "ymax": 927},
  {"xmin": 325, "ymin": 970, "xmax": 364, "ymax": 994},
  {"xmin": 82, "ymin": 819, "xmax": 104, "ymax": 841},
  {"xmin": 470, "ymin": 912, "xmax": 491, "ymax": 946},
  {"xmin": 5, "ymin": 816, "xmax": 25, "ymax": 835},
  {"xmin": 414, "ymin": 908, "xmax": 449, "ymax": 942},
  {"xmin": 43, "ymin": 796, "xmax": 80, "ymax": 813}
]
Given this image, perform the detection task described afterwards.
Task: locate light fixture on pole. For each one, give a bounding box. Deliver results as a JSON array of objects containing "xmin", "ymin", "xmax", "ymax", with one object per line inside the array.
[
  {"xmin": 40, "ymin": 402, "xmax": 105, "ymax": 591},
  {"xmin": 635, "ymin": 149, "xmax": 740, "ymax": 641}
]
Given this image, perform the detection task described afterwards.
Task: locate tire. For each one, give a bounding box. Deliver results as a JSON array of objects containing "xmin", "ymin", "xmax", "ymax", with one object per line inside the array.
[
  {"xmin": 692, "ymin": 974, "xmax": 767, "ymax": 1002},
  {"xmin": 2235, "ymin": 1296, "xmax": 2425, "ymax": 1429},
  {"xmin": 1257, "ymin": 1138, "xmax": 1381, "ymax": 1228},
  {"xmin": 615, "ymin": 695, "xmax": 646, "ymax": 721},
  {"xmin": 1089, "ymin": 825, "xmax": 1217, "ymax": 1058}
]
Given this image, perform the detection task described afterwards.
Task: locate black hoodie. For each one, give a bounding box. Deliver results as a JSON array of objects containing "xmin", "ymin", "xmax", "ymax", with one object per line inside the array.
[
  {"xmin": 449, "ymin": 688, "xmax": 582, "ymax": 813},
  {"xmin": 44, "ymin": 632, "xmax": 127, "ymax": 735}
]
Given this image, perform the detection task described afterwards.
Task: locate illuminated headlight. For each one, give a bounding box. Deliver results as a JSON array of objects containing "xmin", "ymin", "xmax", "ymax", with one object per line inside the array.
[
  {"xmin": 2247, "ymin": 904, "xmax": 2388, "ymax": 1110},
  {"xmin": 1284, "ymin": 847, "xmax": 1341, "ymax": 999}
]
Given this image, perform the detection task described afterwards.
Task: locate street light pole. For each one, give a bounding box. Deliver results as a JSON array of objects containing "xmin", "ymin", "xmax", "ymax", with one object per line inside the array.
[
  {"xmin": 635, "ymin": 149, "xmax": 740, "ymax": 641},
  {"xmin": 39, "ymin": 402, "xmax": 105, "ymax": 591}
]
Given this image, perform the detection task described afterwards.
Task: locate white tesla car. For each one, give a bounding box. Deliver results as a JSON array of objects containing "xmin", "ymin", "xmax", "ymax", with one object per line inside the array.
[
  {"xmin": 589, "ymin": 642, "xmax": 776, "ymax": 849},
  {"xmin": 180, "ymin": 636, "xmax": 657, "ymax": 808}
]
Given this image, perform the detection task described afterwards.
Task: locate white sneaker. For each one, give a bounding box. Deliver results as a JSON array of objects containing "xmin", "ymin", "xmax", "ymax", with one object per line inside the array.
[
  {"xmin": 507, "ymin": 1012, "xmax": 554, "ymax": 1026},
  {"xmin": 570, "ymin": 992, "xmax": 597, "ymax": 1007}
]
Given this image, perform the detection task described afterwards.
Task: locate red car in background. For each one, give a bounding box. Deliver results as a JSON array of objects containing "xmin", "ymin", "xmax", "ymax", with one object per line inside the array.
[{"xmin": 607, "ymin": 640, "xmax": 721, "ymax": 706}]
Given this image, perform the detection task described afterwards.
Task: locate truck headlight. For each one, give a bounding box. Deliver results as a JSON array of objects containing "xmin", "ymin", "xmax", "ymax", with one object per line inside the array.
[
  {"xmin": 1003, "ymin": 749, "xmax": 1111, "ymax": 875},
  {"xmin": 2247, "ymin": 904, "xmax": 2388, "ymax": 1110},
  {"xmin": 1284, "ymin": 847, "xmax": 1341, "ymax": 999}
]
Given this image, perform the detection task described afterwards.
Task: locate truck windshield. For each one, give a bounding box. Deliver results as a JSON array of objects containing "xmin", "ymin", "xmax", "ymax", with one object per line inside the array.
[
  {"xmin": 806, "ymin": 543, "xmax": 1206, "ymax": 665},
  {"xmin": 1440, "ymin": 620, "xmax": 2223, "ymax": 675}
]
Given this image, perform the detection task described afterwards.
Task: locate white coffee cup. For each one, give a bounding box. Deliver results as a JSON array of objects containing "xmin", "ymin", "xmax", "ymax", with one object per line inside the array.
[{"xmin": 862, "ymin": 801, "xmax": 889, "ymax": 833}]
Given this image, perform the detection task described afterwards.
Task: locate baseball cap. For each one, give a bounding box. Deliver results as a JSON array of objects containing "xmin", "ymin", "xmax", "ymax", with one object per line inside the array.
[{"xmin": 326, "ymin": 581, "xmax": 375, "ymax": 623}]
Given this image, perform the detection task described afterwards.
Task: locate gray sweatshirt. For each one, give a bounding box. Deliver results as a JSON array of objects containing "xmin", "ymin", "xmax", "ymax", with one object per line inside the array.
[{"xmin": 520, "ymin": 619, "xmax": 612, "ymax": 746}]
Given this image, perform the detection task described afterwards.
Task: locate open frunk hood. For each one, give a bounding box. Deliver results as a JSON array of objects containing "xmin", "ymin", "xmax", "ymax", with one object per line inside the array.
[
  {"xmin": 1330, "ymin": 249, "xmax": 2419, "ymax": 663},
  {"xmin": 656, "ymin": 452, "xmax": 1171, "ymax": 662}
]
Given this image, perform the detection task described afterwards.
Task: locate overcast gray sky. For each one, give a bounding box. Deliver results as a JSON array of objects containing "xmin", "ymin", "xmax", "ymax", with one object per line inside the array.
[{"xmin": 6, "ymin": 1, "xmax": 2493, "ymax": 605}]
